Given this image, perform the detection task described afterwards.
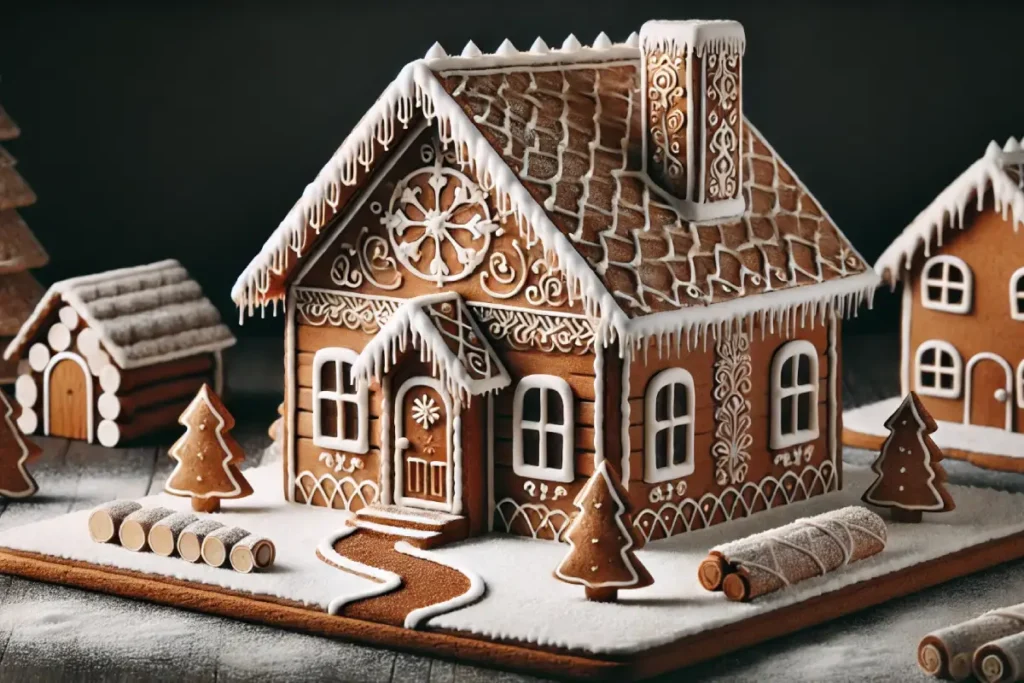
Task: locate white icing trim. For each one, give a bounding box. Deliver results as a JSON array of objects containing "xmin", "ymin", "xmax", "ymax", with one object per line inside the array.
[
  {"xmin": 827, "ymin": 311, "xmax": 839, "ymax": 481},
  {"xmin": 395, "ymin": 540, "xmax": 485, "ymax": 628},
  {"xmin": 593, "ymin": 344, "xmax": 605, "ymax": 467},
  {"xmin": 620, "ymin": 353, "xmax": 631, "ymax": 487},
  {"xmin": 42, "ymin": 351, "xmax": 93, "ymax": 443},
  {"xmin": 513, "ymin": 375, "xmax": 574, "ymax": 484},
  {"xmin": 920, "ymin": 255, "xmax": 972, "ymax": 315},
  {"xmin": 964, "ymin": 352, "xmax": 1013, "ymax": 430},
  {"xmin": 165, "ymin": 384, "xmax": 243, "ymax": 499},
  {"xmin": 311, "ymin": 348, "xmax": 369, "ymax": 454},
  {"xmin": 639, "ymin": 19, "xmax": 745, "ymax": 57},
  {"xmin": 643, "ymin": 367, "xmax": 695, "ymax": 484},
  {"xmin": 900, "ymin": 280, "xmax": 912, "ymax": 396},
  {"xmin": 285, "ymin": 291, "xmax": 297, "ymax": 502},
  {"xmin": 294, "ymin": 471, "xmax": 379, "ymax": 510},
  {"xmin": 393, "ymin": 376, "xmax": 455, "ymax": 512},
  {"xmin": 493, "ymin": 497, "xmax": 570, "ymax": 540},
  {"xmin": 1010, "ymin": 267, "xmax": 1024, "ymax": 321},
  {"xmin": 769, "ymin": 340, "xmax": 819, "ymax": 450},
  {"xmin": 914, "ymin": 340, "xmax": 962, "ymax": 399},
  {"xmin": 1018, "ymin": 360, "xmax": 1024, "ymax": 411},
  {"xmin": 486, "ymin": 394, "xmax": 494, "ymax": 531},
  {"xmin": 319, "ymin": 526, "xmax": 402, "ymax": 615},
  {"xmin": 0, "ymin": 392, "xmax": 37, "ymax": 498},
  {"xmin": 380, "ymin": 376, "xmax": 392, "ymax": 506}
]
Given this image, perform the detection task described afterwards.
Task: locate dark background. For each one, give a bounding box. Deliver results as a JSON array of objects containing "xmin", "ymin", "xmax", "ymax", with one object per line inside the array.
[{"xmin": 3, "ymin": 1, "xmax": 1022, "ymax": 339}]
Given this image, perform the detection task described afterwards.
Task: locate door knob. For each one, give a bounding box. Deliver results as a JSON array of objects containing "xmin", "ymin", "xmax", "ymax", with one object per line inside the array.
[
  {"xmin": 395, "ymin": 437, "xmax": 410, "ymax": 450},
  {"xmin": 995, "ymin": 388, "xmax": 1008, "ymax": 403}
]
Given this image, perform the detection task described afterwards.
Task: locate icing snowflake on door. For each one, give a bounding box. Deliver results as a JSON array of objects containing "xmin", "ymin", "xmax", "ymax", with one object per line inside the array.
[
  {"xmin": 411, "ymin": 394, "xmax": 441, "ymax": 430},
  {"xmin": 384, "ymin": 144, "xmax": 501, "ymax": 285}
]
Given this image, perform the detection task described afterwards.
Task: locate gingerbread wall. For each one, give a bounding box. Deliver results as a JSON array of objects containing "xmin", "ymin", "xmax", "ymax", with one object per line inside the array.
[{"xmin": 904, "ymin": 205, "xmax": 1024, "ymax": 431}]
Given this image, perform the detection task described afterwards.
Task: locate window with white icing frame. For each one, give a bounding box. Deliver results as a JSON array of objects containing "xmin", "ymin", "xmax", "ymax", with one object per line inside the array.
[
  {"xmin": 644, "ymin": 368, "xmax": 696, "ymax": 484},
  {"xmin": 311, "ymin": 348, "xmax": 368, "ymax": 453},
  {"xmin": 513, "ymin": 375, "xmax": 574, "ymax": 483},
  {"xmin": 770, "ymin": 341, "xmax": 819, "ymax": 450},
  {"xmin": 921, "ymin": 255, "xmax": 972, "ymax": 314},
  {"xmin": 1010, "ymin": 268, "xmax": 1024, "ymax": 321},
  {"xmin": 1017, "ymin": 360, "xmax": 1024, "ymax": 410},
  {"xmin": 914, "ymin": 340, "xmax": 962, "ymax": 399}
]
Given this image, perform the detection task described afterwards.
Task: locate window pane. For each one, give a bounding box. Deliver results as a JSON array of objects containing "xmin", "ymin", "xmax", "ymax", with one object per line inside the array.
[
  {"xmin": 656, "ymin": 385, "xmax": 670, "ymax": 421},
  {"xmin": 947, "ymin": 288, "xmax": 963, "ymax": 306},
  {"xmin": 655, "ymin": 428, "xmax": 668, "ymax": 469},
  {"xmin": 522, "ymin": 388, "xmax": 541, "ymax": 422},
  {"xmin": 672, "ymin": 424, "xmax": 688, "ymax": 465},
  {"xmin": 921, "ymin": 348, "xmax": 935, "ymax": 365},
  {"xmin": 547, "ymin": 389, "xmax": 564, "ymax": 425},
  {"xmin": 797, "ymin": 355, "xmax": 811, "ymax": 386},
  {"xmin": 780, "ymin": 395, "xmax": 793, "ymax": 435},
  {"xmin": 921, "ymin": 371, "xmax": 936, "ymax": 388},
  {"xmin": 1017, "ymin": 296, "xmax": 1024, "ymax": 314},
  {"xmin": 947, "ymin": 266, "xmax": 963, "ymax": 283},
  {"xmin": 926, "ymin": 262, "xmax": 943, "ymax": 279},
  {"xmin": 673, "ymin": 383, "xmax": 688, "ymax": 418},
  {"xmin": 780, "ymin": 357, "xmax": 794, "ymax": 388},
  {"xmin": 545, "ymin": 432, "xmax": 563, "ymax": 470},
  {"xmin": 320, "ymin": 362, "xmax": 337, "ymax": 392},
  {"xmin": 319, "ymin": 399, "xmax": 339, "ymax": 437},
  {"xmin": 927, "ymin": 286, "xmax": 942, "ymax": 302},
  {"xmin": 1017, "ymin": 278, "xmax": 1024, "ymax": 294},
  {"xmin": 342, "ymin": 401, "xmax": 359, "ymax": 440},
  {"xmin": 523, "ymin": 428, "xmax": 540, "ymax": 466},
  {"xmin": 797, "ymin": 392, "xmax": 813, "ymax": 431},
  {"xmin": 341, "ymin": 362, "xmax": 354, "ymax": 393},
  {"xmin": 940, "ymin": 372, "xmax": 954, "ymax": 390}
]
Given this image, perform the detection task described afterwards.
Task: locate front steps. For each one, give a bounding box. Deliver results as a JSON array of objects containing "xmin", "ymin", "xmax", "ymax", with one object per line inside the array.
[{"xmin": 345, "ymin": 504, "xmax": 469, "ymax": 549}]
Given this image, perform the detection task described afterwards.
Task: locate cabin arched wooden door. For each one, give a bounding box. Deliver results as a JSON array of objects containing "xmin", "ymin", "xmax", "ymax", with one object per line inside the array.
[
  {"xmin": 46, "ymin": 353, "xmax": 92, "ymax": 442},
  {"xmin": 965, "ymin": 352, "xmax": 1013, "ymax": 430},
  {"xmin": 393, "ymin": 377, "xmax": 452, "ymax": 511}
]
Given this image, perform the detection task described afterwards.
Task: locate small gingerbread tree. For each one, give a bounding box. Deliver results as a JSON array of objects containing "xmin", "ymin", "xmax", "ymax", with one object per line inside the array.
[
  {"xmin": 165, "ymin": 384, "xmax": 253, "ymax": 512},
  {"xmin": 0, "ymin": 391, "xmax": 39, "ymax": 498},
  {"xmin": 862, "ymin": 392, "xmax": 955, "ymax": 523},
  {"xmin": 554, "ymin": 460, "xmax": 653, "ymax": 601}
]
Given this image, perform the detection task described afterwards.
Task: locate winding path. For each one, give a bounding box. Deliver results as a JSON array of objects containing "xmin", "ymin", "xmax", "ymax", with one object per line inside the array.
[{"xmin": 316, "ymin": 526, "xmax": 484, "ymax": 629}]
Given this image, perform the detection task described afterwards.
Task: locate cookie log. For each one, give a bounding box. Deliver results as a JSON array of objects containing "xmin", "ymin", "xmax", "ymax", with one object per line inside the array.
[
  {"xmin": 919, "ymin": 606, "xmax": 1024, "ymax": 681},
  {"xmin": 974, "ymin": 632, "xmax": 1024, "ymax": 683},
  {"xmin": 147, "ymin": 512, "xmax": 199, "ymax": 557},
  {"xmin": 201, "ymin": 526, "xmax": 250, "ymax": 568},
  {"xmin": 118, "ymin": 507, "xmax": 175, "ymax": 552},
  {"xmin": 229, "ymin": 535, "xmax": 276, "ymax": 573},
  {"xmin": 87, "ymin": 501, "xmax": 143, "ymax": 543},
  {"xmin": 703, "ymin": 506, "xmax": 887, "ymax": 602},
  {"xmin": 177, "ymin": 519, "xmax": 224, "ymax": 563}
]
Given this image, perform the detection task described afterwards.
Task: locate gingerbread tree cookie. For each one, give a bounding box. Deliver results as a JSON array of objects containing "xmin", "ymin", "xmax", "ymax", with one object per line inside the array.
[
  {"xmin": 0, "ymin": 390, "xmax": 39, "ymax": 498},
  {"xmin": 862, "ymin": 392, "xmax": 955, "ymax": 523},
  {"xmin": 554, "ymin": 460, "xmax": 653, "ymax": 602},
  {"xmin": 165, "ymin": 384, "xmax": 252, "ymax": 513}
]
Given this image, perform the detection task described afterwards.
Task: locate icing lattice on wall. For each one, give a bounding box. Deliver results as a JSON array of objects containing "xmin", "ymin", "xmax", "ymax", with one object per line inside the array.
[
  {"xmin": 294, "ymin": 470, "xmax": 381, "ymax": 511},
  {"xmin": 494, "ymin": 497, "xmax": 571, "ymax": 541},
  {"xmin": 295, "ymin": 288, "xmax": 400, "ymax": 332}
]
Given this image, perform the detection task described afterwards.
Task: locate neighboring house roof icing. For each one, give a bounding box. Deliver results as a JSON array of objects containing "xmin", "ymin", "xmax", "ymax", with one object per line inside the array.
[
  {"xmin": 353, "ymin": 292, "xmax": 510, "ymax": 403},
  {"xmin": 876, "ymin": 138, "xmax": 1024, "ymax": 284},
  {"xmin": 5, "ymin": 260, "xmax": 236, "ymax": 369}
]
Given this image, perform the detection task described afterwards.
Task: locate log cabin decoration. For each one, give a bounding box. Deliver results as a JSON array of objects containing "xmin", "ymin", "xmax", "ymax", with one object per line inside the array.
[
  {"xmin": 846, "ymin": 138, "xmax": 1024, "ymax": 471},
  {"xmin": 3, "ymin": 260, "xmax": 236, "ymax": 446},
  {"xmin": 231, "ymin": 19, "xmax": 879, "ymax": 548},
  {"xmin": 0, "ymin": 102, "xmax": 49, "ymax": 383}
]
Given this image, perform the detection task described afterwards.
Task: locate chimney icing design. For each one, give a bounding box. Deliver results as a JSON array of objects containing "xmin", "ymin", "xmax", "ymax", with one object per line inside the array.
[{"xmin": 640, "ymin": 20, "xmax": 746, "ymax": 222}]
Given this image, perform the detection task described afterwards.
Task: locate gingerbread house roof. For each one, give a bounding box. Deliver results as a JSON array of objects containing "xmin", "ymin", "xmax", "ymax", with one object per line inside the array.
[
  {"xmin": 0, "ymin": 211, "xmax": 48, "ymax": 275},
  {"xmin": 353, "ymin": 292, "xmax": 510, "ymax": 403},
  {"xmin": 4, "ymin": 260, "xmax": 236, "ymax": 368},
  {"xmin": 875, "ymin": 138, "xmax": 1024, "ymax": 284},
  {"xmin": 233, "ymin": 33, "xmax": 876, "ymax": 347},
  {"xmin": 0, "ymin": 106, "xmax": 19, "ymax": 142}
]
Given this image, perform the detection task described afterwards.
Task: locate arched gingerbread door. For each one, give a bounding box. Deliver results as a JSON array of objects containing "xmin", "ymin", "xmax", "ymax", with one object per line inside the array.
[
  {"xmin": 965, "ymin": 353, "xmax": 1013, "ymax": 430},
  {"xmin": 47, "ymin": 354, "xmax": 91, "ymax": 441},
  {"xmin": 394, "ymin": 377, "xmax": 452, "ymax": 511}
]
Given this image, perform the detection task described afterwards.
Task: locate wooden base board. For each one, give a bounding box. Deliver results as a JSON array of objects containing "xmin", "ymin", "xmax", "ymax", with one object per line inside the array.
[
  {"xmin": 6, "ymin": 527, "xmax": 1024, "ymax": 681},
  {"xmin": 843, "ymin": 428, "xmax": 1024, "ymax": 474}
]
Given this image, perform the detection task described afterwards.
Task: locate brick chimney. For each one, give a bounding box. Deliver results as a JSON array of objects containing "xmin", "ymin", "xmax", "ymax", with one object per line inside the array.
[{"xmin": 640, "ymin": 20, "xmax": 746, "ymax": 221}]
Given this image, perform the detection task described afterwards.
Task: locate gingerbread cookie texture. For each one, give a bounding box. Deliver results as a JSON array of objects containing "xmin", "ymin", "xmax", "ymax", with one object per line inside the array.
[
  {"xmin": 0, "ymin": 390, "xmax": 39, "ymax": 498},
  {"xmin": 165, "ymin": 384, "xmax": 253, "ymax": 513},
  {"xmin": 862, "ymin": 392, "xmax": 955, "ymax": 523},
  {"xmin": 919, "ymin": 604, "xmax": 1024, "ymax": 681},
  {"xmin": 554, "ymin": 460, "xmax": 653, "ymax": 602}
]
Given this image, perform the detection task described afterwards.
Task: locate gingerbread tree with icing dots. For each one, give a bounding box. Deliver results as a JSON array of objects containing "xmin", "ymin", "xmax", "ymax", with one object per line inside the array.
[
  {"xmin": 0, "ymin": 390, "xmax": 39, "ymax": 498},
  {"xmin": 862, "ymin": 392, "xmax": 955, "ymax": 523},
  {"xmin": 555, "ymin": 460, "xmax": 654, "ymax": 601},
  {"xmin": 165, "ymin": 384, "xmax": 252, "ymax": 513}
]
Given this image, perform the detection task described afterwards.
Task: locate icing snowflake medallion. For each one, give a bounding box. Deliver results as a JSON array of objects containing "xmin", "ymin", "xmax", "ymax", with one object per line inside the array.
[{"xmin": 411, "ymin": 395, "xmax": 441, "ymax": 430}]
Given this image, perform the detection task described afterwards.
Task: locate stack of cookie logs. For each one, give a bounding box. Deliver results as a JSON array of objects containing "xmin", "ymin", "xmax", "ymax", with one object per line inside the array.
[
  {"xmin": 87, "ymin": 501, "xmax": 275, "ymax": 574},
  {"xmin": 919, "ymin": 605, "xmax": 1024, "ymax": 682}
]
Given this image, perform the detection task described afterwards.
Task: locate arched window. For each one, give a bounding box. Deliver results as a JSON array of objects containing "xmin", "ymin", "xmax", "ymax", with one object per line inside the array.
[
  {"xmin": 1018, "ymin": 360, "xmax": 1024, "ymax": 409},
  {"xmin": 644, "ymin": 368, "xmax": 695, "ymax": 483},
  {"xmin": 1010, "ymin": 268, "xmax": 1024, "ymax": 321},
  {"xmin": 770, "ymin": 341, "xmax": 820, "ymax": 449},
  {"xmin": 921, "ymin": 255, "xmax": 972, "ymax": 314},
  {"xmin": 312, "ymin": 348, "xmax": 368, "ymax": 452},
  {"xmin": 914, "ymin": 340, "xmax": 961, "ymax": 399},
  {"xmin": 513, "ymin": 375, "xmax": 574, "ymax": 483}
]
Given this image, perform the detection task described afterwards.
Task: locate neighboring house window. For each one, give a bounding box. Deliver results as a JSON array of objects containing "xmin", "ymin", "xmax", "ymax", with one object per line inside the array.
[
  {"xmin": 770, "ymin": 341, "xmax": 820, "ymax": 449},
  {"xmin": 644, "ymin": 368, "xmax": 696, "ymax": 483},
  {"xmin": 921, "ymin": 255, "xmax": 972, "ymax": 314},
  {"xmin": 513, "ymin": 375, "xmax": 574, "ymax": 483},
  {"xmin": 312, "ymin": 348, "xmax": 368, "ymax": 453},
  {"xmin": 1018, "ymin": 360, "xmax": 1024, "ymax": 409},
  {"xmin": 914, "ymin": 340, "xmax": 962, "ymax": 399},
  {"xmin": 1010, "ymin": 268, "xmax": 1024, "ymax": 320}
]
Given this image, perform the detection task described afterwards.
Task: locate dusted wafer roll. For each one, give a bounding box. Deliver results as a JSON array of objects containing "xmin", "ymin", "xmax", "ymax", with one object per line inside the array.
[
  {"xmin": 702, "ymin": 506, "xmax": 887, "ymax": 602},
  {"xmin": 88, "ymin": 501, "xmax": 142, "ymax": 543},
  {"xmin": 974, "ymin": 632, "xmax": 1024, "ymax": 683},
  {"xmin": 918, "ymin": 606, "xmax": 1024, "ymax": 681},
  {"xmin": 229, "ymin": 535, "xmax": 276, "ymax": 573},
  {"xmin": 118, "ymin": 507, "xmax": 175, "ymax": 552},
  {"xmin": 147, "ymin": 512, "xmax": 199, "ymax": 557},
  {"xmin": 177, "ymin": 520, "xmax": 224, "ymax": 563},
  {"xmin": 201, "ymin": 526, "xmax": 250, "ymax": 568}
]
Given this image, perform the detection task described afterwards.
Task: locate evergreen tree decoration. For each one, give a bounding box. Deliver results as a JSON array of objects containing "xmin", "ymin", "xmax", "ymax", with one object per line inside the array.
[
  {"xmin": 0, "ymin": 390, "xmax": 39, "ymax": 498},
  {"xmin": 165, "ymin": 384, "xmax": 252, "ymax": 513},
  {"xmin": 554, "ymin": 460, "xmax": 654, "ymax": 601},
  {"xmin": 862, "ymin": 392, "xmax": 955, "ymax": 523}
]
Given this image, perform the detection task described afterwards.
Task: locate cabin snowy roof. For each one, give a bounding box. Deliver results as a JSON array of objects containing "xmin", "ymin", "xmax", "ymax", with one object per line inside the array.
[
  {"xmin": 4, "ymin": 260, "xmax": 236, "ymax": 369},
  {"xmin": 233, "ymin": 33, "xmax": 876, "ymax": 344},
  {"xmin": 875, "ymin": 138, "xmax": 1024, "ymax": 283},
  {"xmin": 353, "ymin": 292, "xmax": 510, "ymax": 402}
]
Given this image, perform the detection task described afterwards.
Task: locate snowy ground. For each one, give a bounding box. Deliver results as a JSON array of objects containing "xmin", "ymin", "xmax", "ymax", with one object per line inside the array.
[
  {"xmin": 846, "ymin": 397, "xmax": 1024, "ymax": 458},
  {"xmin": 2, "ymin": 460, "xmax": 1024, "ymax": 657}
]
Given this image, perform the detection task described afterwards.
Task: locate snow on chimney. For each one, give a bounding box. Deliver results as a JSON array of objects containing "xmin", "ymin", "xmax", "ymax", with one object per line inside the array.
[{"xmin": 640, "ymin": 20, "xmax": 746, "ymax": 221}]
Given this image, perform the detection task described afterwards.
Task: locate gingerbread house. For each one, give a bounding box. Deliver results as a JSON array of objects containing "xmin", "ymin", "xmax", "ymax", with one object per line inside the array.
[
  {"xmin": 233, "ymin": 20, "xmax": 878, "ymax": 543},
  {"xmin": 846, "ymin": 138, "xmax": 1024, "ymax": 467},
  {"xmin": 4, "ymin": 260, "xmax": 236, "ymax": 446}
]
